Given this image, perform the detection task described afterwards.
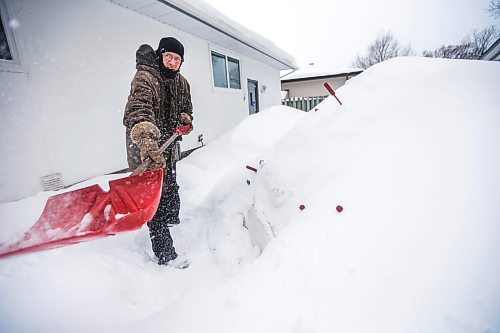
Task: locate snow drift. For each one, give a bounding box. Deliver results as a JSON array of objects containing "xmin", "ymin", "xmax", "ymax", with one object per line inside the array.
[{"xmin": 1, "ymin": 57, "xmax": 499, "ymax": 333}]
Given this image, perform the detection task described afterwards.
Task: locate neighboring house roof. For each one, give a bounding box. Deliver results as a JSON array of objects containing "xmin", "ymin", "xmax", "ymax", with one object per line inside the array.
[
  {"xmin": 281, "ymin": 65, "xmax": 363, "ymax": 82},
  {"xmin": 479, "ymin": 37, "xmax": 500, "ymax": 61},
  {"xmin": 107, "ymin": 0, "xmax": 297, "ymax": 70}
]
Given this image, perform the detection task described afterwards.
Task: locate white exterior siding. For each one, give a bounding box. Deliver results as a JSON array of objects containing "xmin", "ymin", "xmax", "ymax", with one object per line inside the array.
[
  {"xmin": 196, "ymin": 43, "xmax": 282, "ymax": 143},
  {"xmin": 0, "ymin": 0, "xmax": 283, "ymax": 202},
  {"xmin": 281, "ymin": 77, "xmax": 348, "ymax": 98}
]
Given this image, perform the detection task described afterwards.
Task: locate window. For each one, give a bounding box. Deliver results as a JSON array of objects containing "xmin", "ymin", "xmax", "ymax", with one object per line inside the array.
[
  {"xmin": 0, "ymin": 14, "xmax": 12, "ymax": 60},
  {"xmin": 211, "ymin": 51, "xmax": 241, "ymax": 89},
  {"xmin": 0, "ymin": 0, "xmax": 23, "ymax": 72},
  {"xmin": 211, "ymin": 51, "xmax": 228, "ymax": 88},
  {"xmin": 228, "ymin": 57, "xmax": 241, "ymax": 89}
]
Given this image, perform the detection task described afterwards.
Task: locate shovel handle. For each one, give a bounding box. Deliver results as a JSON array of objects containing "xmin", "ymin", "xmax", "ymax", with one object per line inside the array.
[
  {"xmin": 131, "ymin": 124, "xmax": 192, "ymax": 176},
  {"xmin": 323, "ymin": 82, "xmax": 342, "ymax": 105}
]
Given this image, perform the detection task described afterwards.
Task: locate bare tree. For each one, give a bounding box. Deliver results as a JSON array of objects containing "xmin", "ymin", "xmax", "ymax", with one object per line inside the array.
[
  {"xmin": 423, "ymin": 25, "xmax": 499, "ymax": 59},
  {"xmin": 488, "ymin": 0, "xmax": 500, "ymax": 18},
  {"xmin": 423, "ymin": 44, "xmax": 473, "ymax": 59},
  {"xmin": 470, "ymin": 26, "xmax": 499, "ymax": 57},
  {"xmin": 353, "ymin": 32, "xmax": 415, "ymax": 69}
]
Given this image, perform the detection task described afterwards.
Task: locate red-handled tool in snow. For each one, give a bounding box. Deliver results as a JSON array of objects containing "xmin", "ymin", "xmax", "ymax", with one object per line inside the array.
[
  {"xmin": 0, "ymin": 124, "xmax": 192, "ymax": 259},
  {"xmin": 323, "ymin": 82, "xmax": 343, "ymax": 105}
]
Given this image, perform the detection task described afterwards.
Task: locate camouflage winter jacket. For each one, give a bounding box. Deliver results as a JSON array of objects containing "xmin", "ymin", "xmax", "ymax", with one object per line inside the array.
[{"xmin": 123, "ymin": 44, "xmax": 193, "ymax": 170}]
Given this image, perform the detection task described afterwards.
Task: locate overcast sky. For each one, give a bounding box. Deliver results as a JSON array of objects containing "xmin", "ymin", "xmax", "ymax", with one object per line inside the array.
[{"xmin": 205, "ymin": 0, "xmax": 498, "ymax": 69}]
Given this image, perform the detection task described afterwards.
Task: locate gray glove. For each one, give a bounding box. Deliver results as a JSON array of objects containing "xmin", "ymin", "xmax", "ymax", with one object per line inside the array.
[{"xmin": 130, "ymin": 121, "xmax": 166, "ymax": 170}]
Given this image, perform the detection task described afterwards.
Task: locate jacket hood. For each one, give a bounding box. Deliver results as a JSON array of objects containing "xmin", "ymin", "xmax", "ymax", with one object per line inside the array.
[
  {"xmin": 136, "ymin": 44, "xmax": 160, "ymax": 70},
  {"xmin": 136, "ymin": 44, "xmax": 179, "ymax": 79}
]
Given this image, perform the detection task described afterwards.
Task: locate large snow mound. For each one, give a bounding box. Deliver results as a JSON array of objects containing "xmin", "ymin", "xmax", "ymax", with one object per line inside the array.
[{"xmin": 1, "ymin": 57, "xmax": 499, "ymax": 333}]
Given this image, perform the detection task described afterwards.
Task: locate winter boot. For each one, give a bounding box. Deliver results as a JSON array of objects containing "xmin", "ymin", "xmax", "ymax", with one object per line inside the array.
[{"xmin": 166, "ymin": 256, "xmax": 190, "ymax": 269}]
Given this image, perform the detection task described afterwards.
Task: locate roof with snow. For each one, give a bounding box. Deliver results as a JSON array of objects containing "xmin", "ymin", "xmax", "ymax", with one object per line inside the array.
[
  {"xmin": 107, "ymin": 0, "xmax": 298, "ymax": 70},
  {"xmin": 281, "ymin": 65, "xmax": 363, "ymax": 82},
  {"xmin": 479, "ymin": 36, "xmax": 500, "ymax": 61}
]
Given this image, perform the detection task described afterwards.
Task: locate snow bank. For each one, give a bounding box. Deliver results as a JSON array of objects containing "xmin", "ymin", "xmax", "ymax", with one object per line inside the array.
[{"xmin": 0, "ymin": 57, "xmax": 499, "ymax": 333}]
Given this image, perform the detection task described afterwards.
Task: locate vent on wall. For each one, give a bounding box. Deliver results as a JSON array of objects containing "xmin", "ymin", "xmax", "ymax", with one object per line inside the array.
[{"xmin": 41, "ymin": 173, "xmax": 64, "ymax": 192}]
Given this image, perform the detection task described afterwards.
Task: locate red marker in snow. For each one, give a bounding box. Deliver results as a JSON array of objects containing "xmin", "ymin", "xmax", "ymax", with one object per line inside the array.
[
  {"xmin": 336, "ymin": 205, "xmax": 343, "ymax": 213},
  {"xmin": 246, "ymin": 165, "xmax": 257, "ymax": 173},
  {"xmin": 299, "ymin": 204, "xmax": 305, "ymax": 211}
]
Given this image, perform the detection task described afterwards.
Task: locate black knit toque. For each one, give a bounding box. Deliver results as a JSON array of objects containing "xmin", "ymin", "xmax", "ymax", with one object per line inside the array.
[{"xmin": 156, "ymin": 37, "xmax": 184, "ymax": 59}]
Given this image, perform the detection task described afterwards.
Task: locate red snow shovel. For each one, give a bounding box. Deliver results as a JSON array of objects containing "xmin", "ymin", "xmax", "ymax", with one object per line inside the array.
[{"xmin": 0, "ymin": 124, "xmax": 192, "ymax": 259}]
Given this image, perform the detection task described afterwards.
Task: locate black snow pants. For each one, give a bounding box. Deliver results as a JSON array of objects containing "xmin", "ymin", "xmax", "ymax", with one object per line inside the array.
[{"xmin": 147, "ymin": 160, "xmax": 180, "ymax": 264}]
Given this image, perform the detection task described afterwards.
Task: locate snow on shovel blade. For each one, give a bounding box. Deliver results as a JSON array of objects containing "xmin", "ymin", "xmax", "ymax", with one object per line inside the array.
[{"xmin": 0, "ymin": 169, "xmax": 163, "ymax": 259}]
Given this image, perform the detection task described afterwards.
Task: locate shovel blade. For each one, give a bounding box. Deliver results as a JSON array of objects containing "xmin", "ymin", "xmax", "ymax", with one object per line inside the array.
[{"xmin": 0, "ymin": 169, "xmax": 163, "ymax": 258}]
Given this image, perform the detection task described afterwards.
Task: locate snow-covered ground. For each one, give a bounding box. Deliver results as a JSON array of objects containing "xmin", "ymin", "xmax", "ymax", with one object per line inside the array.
[{"xmin": 1, "ymin": 57, "xmax": 499, "ymax": 333}]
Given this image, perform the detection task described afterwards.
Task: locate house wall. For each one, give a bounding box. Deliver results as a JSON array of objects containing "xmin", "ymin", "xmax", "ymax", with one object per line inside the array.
[
  {"xmin": 0, "ymin": 0, "xmax": 282, "ymax": 202},
  {"xmin": 282, "ymin": 76, "xmax": 350, "ymax": 98}
]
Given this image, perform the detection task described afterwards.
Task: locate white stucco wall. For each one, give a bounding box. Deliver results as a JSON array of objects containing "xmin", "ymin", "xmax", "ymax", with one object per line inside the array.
[
  {"xmin": 0, "ymin": 0, "xmax": 282, "ymax": 202},
  {"xmin": 282, "ymin": 76, "xmax": 349, "ymax": 98}
]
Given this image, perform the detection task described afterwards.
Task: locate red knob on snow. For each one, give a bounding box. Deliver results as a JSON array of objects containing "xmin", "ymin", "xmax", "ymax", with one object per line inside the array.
[
  {"xmin": 299, "ymin": 204, "xmax": 305, "ymax": 211},
  {"xmin": 336, "ymin": 205, "xmax": 343, "ymax": 213}
]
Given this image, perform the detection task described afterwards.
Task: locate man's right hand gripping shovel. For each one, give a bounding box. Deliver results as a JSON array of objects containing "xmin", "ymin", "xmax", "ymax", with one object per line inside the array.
[{"xmin": 131, "ymin": 124, "xmax": 192, "ymax": 176}]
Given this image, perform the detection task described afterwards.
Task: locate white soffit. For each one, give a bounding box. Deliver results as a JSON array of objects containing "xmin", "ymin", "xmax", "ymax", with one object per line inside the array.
[{"xmin": 107, "ymin": 0, "xmax": 298, "ymax": 70}]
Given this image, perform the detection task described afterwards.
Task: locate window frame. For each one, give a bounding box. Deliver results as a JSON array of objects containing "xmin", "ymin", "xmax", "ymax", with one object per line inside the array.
[
  {"xmin": 0, "ymin": 0, "xmax": 24, "ymax": 73},
  {"xmin": 227, "ymin": 56, "xmax": 241, "ymax": 89},
  {"xmin": 210, "ymin": 48, "xmax": 241, "ymax": 91}
]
